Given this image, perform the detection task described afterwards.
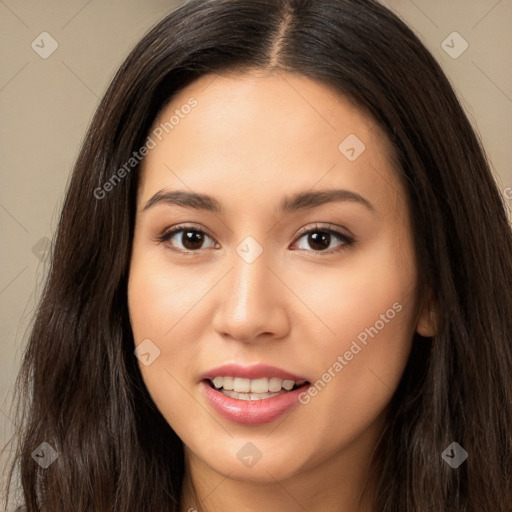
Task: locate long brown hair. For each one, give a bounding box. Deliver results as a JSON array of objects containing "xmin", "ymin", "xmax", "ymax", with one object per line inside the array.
[{"xmin": 4, "ymin": 0, "xmax": 512, "ymax": 510}]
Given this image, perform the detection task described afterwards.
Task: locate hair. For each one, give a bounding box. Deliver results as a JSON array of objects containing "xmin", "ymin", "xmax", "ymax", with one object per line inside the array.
[{"xmin": 3, "ymin": 0, "xmax": 512, "ymax": 510}]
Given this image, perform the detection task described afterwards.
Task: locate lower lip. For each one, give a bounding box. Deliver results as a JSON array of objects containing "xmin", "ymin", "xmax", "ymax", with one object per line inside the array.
[{"xmin": 200, "ymin": 380, "xmax": 310, "ymax": 426}]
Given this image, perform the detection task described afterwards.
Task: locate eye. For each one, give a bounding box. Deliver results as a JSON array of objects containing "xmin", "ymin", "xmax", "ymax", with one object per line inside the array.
[
  {"xmin": 157, "ymin": 224, "xmax": 218, "ymax": 252},
  {"xmin": 291, "ymin": 224, "xmax": 355, "ymax": 255},
  {"xmin": 157, "ymin": 223, "xmax": 355, "ymax": 255}
]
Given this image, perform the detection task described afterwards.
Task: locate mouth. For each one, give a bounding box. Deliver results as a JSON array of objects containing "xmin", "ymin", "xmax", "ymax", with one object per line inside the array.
[
  {"xmin": 199, "ymin": 363, "xmax": 312, "ymax": 424},
  {"xmin": 204, "ymin": 376, "xmax": 310, "ymax": 401},
  {"xmin": 201, "ymin": 376, "xmax": 311, "ymax": 425}
]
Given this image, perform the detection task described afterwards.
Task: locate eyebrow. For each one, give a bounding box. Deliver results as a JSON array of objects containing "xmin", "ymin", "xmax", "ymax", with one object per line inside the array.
[{"xmin": 143, "ymin": 188, "xmax": 375, "ymax": 214}]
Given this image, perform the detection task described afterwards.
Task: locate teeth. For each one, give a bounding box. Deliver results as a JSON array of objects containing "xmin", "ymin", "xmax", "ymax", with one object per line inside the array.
[
  {"xmin": 222, "ymin": 389, "xmax": 284, "ymax": 400},
  {"xmin": 223, "ymin": 376, "xmax": 234, "ymax": 390},
  {"xmin": 269, "ymin": 377, "xmax": 282, "ymax": 392},
  {"xmin": 210, "ymin": 376, "xmax": 305, "ymax": 393},
  {"xmin": 212, "ymin": 376, "xmax": 223, "ymax": 389},
  {"xmin": 282, "ymin": 380, "xmax": 295, "ymax": 391},
  {"xmin": 250, "ymin": 377, "xmax": 268, "ymax": 393},
  {"xmin": 234, "ymin": 377, "xmax": 251, "ymax": 393}
]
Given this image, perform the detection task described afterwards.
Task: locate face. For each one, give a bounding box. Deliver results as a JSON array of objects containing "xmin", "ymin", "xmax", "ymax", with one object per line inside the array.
[{"xmin": 128, "ymin": 70, "xmax": 429, "ymax": 485}]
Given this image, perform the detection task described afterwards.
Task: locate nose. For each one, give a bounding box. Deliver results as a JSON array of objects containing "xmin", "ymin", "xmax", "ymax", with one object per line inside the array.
[{"xmin": 211, "ymin": 246, "xmax": 290, "ymax": 344}]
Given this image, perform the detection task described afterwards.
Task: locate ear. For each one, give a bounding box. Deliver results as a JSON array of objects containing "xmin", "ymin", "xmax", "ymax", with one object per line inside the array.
[{"xmin": 416, "ymin": 291, "xmax": 439, "ymax": 338}]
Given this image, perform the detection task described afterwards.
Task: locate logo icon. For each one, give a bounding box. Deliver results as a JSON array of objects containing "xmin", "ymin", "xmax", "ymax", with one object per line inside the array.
[
  {"xmin": 441, "ymin": 32, "xmax": 468, "ymax": 59},
  {"xmin": 31, "ymin": 441, "xmax": 58, "ymax": 469},
  {"xmin": 31, "ymin": 237, "xmax": 51, "ymax": 262},
  {"xmin": 236, "ymin": 236, "xmax": 263, "ymax": 264},
  {"xmin": 338, "ymin": 134, "xmax": 366, "ymax": 161},
  {"xmin": 31, "ymin": 32, "xmax": 58, "ymax": 59},
  {"xmin": 134, "ymin": 338, "xmax": 161, "ymax": 366},
  {"xmin": 441, "ymin": 441, "xmax": 468, "ymax": 468},
  {"xmin": 236, "ymin": 442, "xmax": 263, "ymax": 468}
]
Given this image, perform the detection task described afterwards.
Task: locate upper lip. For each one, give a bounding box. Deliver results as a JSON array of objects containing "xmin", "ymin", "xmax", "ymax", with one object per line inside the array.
[{"xmin": 200, "ymin": 363, "xmax": 309, "ymax": 383}]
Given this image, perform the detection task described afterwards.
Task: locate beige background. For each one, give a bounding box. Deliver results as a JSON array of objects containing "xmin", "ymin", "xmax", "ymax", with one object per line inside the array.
[{"xmin": 1, "ymin": 0, "xmax": 511, "ymax": 480}]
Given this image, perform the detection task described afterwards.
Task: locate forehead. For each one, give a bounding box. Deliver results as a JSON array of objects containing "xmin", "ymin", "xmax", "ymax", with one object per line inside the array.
[{"xmin": 138, "ymin": 70, "xmax": 406, "ymax": 218}]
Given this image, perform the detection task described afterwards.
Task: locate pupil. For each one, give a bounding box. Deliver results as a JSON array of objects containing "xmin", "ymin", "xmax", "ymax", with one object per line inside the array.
[
  {"xmin": 309, "ymin": 231, "xmax": 330, "ymax": 251},
  {"xmin": 183, "ymin": 230, "xmax": 203, "ymax": 250}
]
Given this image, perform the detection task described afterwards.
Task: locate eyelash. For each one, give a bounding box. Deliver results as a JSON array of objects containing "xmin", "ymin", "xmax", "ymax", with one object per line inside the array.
[{"xmin": 156, "ymin": 223, "xmax": 355, "ymax": 256}]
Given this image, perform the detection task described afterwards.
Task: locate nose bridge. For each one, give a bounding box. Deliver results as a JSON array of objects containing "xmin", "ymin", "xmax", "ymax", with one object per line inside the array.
[
  {"xmin": 212, "ymin": 237, "xmax": 289, "ymax": 341},
  {"xmin": 229, "ymin": 244, "xmax": 275, "ymax": 320}
]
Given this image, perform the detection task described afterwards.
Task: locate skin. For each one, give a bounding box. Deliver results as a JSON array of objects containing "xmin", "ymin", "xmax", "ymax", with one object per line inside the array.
[{"xmin": 127, "ymin": 69, "xmax": 436, "ymax": 512}]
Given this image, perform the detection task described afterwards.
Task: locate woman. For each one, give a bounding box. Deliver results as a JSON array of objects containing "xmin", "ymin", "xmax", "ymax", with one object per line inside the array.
[{"xmin": 4, "ymin": 0, "xmax": 512, "ymax": 510}]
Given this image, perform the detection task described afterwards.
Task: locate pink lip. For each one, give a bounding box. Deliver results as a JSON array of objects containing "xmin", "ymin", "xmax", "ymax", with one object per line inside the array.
[
  {"xmin": 200, "ymin": 381, "xmax": 310, "ymax": 425},
  {"xmin": 199, "ymin": 363, "xmax": 310, "ymax": 425},
  {"xmin": 200, "ymin": 363, "xmax": 308, "ymax": 382}
]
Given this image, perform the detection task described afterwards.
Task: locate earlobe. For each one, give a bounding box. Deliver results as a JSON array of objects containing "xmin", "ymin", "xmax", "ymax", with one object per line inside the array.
[{"xmin": 416, "ymin": 294, "xmax": 439, "ymax": 338}]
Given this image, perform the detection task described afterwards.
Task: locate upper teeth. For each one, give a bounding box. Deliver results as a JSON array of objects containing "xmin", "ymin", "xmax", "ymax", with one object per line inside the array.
[{"xmin": 211, "ymin": 376, "xmax": 303, "ymax": 393}]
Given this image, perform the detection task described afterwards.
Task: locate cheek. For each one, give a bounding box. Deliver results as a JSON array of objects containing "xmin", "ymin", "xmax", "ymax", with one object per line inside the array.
[
  {"xmin": 128, "ymin": 246, "xmax": 209, "ymax": 342},
  {"xmin": 127, "ymin": 253, "xmax": 205, "ymax": 438},
  {"xmin": 309, "ymin": 309, "xmax": 412, "ymax": 450},
  {"xmin": 293, "ymin": 231, "xmax": 416, "ymax": 348},
  {"xmin": 295, "ymin": 233, "xmax": 417, "ymax": 436},
  {"xmin": 127, "ymin": 246, "xmax": 196, "ymax": 384}
]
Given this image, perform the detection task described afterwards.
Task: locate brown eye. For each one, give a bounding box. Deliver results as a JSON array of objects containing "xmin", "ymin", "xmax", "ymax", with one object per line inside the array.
[
  {"xmin": 292, "ymin": 225, "xmax": 354, "ymax": 254},
  {"xmin": 178, "ymin": 230, "xmax": 206, "ymax": 250},
  {"xmin": 306, "ymin": 231, "xmax": 331, "ymax": 251},
  {"xmin": 159, "ymin": 226, "xmax": 217, "ymax": 252}
]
